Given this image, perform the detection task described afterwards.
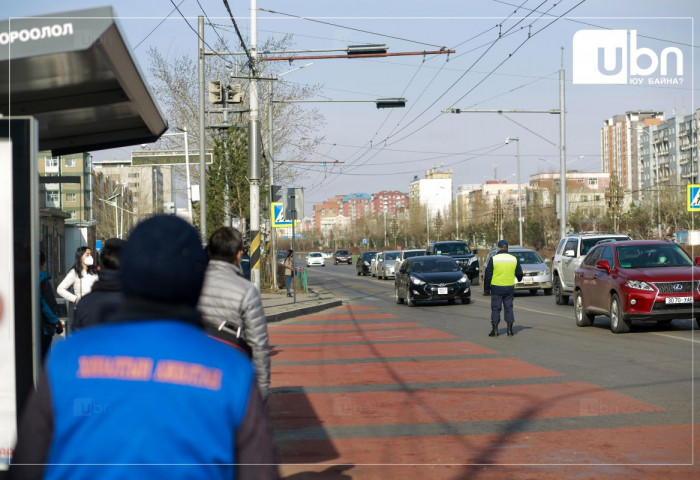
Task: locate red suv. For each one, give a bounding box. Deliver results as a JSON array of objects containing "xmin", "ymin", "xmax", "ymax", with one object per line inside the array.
[
  {"xmin": 333, "ymin": 249, "xmax": 352, "ymax": 265},
  {"xmin": 574, "ymin": 240, "xmax": 700, "ymax": 333}
]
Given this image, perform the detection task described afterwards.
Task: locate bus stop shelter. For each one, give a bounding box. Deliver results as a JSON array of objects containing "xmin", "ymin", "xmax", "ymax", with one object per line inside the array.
[{"xmin": 0, "ymin": 7, "xmax": 167, "ymax": 469}]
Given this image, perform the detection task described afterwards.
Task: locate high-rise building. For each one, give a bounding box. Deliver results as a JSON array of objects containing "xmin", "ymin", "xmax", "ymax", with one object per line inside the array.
[
  {"xmin": 408, "ymin": 167, "xmax": 453, "ymax": 222},
  {"xmin": 601, "ymin": 110, "xmax": 664, "ymax": 200}
]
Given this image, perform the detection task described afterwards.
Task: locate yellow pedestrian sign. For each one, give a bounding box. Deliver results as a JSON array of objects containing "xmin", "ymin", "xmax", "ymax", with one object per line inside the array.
[
  {"xmin": 271, "ymin": 202, "xmax": 295, "ymax": 227},
  {"xmin": 687, "ymin": 185, "xmax": 700, "ymax": 211}
]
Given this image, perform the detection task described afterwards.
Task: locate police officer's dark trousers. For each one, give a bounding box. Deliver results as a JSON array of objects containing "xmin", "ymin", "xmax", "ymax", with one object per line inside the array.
[{"xmin": 490, "ymin": 284, "xmax": 515, "ymax": 326}]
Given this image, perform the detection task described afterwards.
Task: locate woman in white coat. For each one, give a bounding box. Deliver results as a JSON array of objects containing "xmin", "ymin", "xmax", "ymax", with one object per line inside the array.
[{"xmin": 57, "ymin": 246, "xmax": 99, "ymax": 307}]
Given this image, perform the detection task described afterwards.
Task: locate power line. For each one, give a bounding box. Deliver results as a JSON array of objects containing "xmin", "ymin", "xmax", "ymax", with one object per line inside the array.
[
  {"xmin": 134, "ymin": 0, "xmax": 185, "ymax": 49},
  {"xmin": 168, "ymin": 0, "xmax": 221, "ymax": 53},
  {"xmin": 221, "ymin": 0, "xmax": 255, "ymax": 72},
  {"xmin": 492, "ymin": 0, "xmax": 699, "ymax": 49},
  {"xmin": 258, "ymin": 8, "xmax": 447, "ymax": 49}
]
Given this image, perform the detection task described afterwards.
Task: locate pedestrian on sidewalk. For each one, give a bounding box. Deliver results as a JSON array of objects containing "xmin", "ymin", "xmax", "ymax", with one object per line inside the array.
[
  {"xmin": 72, "ymin": 238, "xmax": 126, "ymax": 332},
  {"xmin": 39, "ymin": 251, "xmax": 62, "ymax": 361},
  {"xmin": 56, "ymin": 246, "xmax": 98, "ymax": 332},
  {"xmin": 198, "ymin": 227, "xmax": 271, "ymax": 401},
  {"xmin": 11, "ymin": 215, "xmax": 279, "ymax": 479},
  {"xmin": 284, "ymin": 249, "xmax": 294, "ymax": 297},
  {"xmin": 483, "ymin": 239, "xmax": 523, "ymax": 337}
]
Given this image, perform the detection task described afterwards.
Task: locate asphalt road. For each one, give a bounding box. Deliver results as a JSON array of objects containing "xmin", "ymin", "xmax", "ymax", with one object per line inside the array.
[{"xmin": 268, "ymin": 262, "xmax": 700, "ymax": 479}]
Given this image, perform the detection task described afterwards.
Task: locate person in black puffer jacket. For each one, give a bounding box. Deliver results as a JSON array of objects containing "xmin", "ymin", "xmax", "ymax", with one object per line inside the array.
[{"xmin": 73, "ymin": 238, "xmax": 126, "ymax": 331}]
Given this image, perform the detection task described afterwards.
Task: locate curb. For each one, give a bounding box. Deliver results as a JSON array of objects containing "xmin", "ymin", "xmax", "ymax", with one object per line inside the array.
[{"xmin": 266, "ymin": 299, "xmax": 344, "ymax": 323}]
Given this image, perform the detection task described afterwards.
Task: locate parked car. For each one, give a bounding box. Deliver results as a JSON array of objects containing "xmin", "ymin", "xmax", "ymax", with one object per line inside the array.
[
  {"xmin": 552, "ymin": 232, "xmax": 631, "ymax": 305},
  {"xmin": 370, "ymin": 251, "xmax": 382, "ymax": 277},
  {"xmin": 322, "ymin": 251, "xmax": 333, "ymax": 259},
  {"xmin": 376, "ymin": 250, "xmax": 400, "ymax": 280},
  {"xmin": 356, "ymin": 250, "xmax": 379, "ymax": 276},
  {"xmin": 426, "ymin": 240, "xmax": 480, "ymax": 285},
  {"xmin": 395, "ymin": 249, "xmax": 427, "ymax": 264},
  {"xmin": 481, "ymin": 246, "xmax": 552, "ymax": 296},
  {"xmin": 306, "ymin": 251, "xmax": 325, "ymax": 267},
  {"xmin": 333, "ymin": 249, "xmax": 352, "ymax": 265},
  {"xmin": 395, "ymin": 255, "xmax": 471, "ymax": 306},
  {"xmin": 574, "ymin": 239, "xmax": 700, "ymax": 333}
]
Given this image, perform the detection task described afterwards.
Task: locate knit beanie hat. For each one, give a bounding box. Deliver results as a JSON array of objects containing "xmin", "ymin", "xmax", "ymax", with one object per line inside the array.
[{"xmin": 120, "ymin": 215, "xmax": 207, "ymax": 306}]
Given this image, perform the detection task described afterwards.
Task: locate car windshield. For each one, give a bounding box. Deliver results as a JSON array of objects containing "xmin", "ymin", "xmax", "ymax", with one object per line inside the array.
[
  {"xmin": 336, "ymin": 250, "xmax": 349, "ymax": 255},
  {"xmin": 403, "ymin": 251, "xmax": 426, "ymax": 258},
  {"xmin": 581, "ymin": 236, "xmax": 629, "ymax": 255},
  {"xmin": 513, "ymin": 251, "xmax": 543, "ymax": 264},
  {"xmin": 616, "ymin": 244, "xmax": 693, "ymax": 268},
  {"xmin": 412, "ymin": 258, "xmax": 460, "ymax": 273},
  {"xmin": 362, "ymin": 252, "xmax": 377, "ymax": 260},
  {"xmin": 434, "ymin": 243, "xmax": 469, "ymax": 255},
  {"xmin": 309, "ymin": 253, "xmax": 322, "ymax": 257},
  {"xmin": 384, "ymin": 252, "xmax": 398, "ymax": 260}
]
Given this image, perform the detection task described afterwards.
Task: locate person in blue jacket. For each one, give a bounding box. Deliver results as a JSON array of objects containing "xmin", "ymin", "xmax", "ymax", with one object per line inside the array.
[
  {"xmin": 11, "ymin": 215, "xmax": 279, "ymax": 480},
  {"xmin": 38, "ymin": 251, "xmax": 62, "ymax": 360}
]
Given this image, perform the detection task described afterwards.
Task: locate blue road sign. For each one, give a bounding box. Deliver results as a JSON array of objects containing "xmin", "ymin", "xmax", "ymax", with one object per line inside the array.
[{"xmin": 271, "ymin": 202, "xmax": 294, "ymax": 228}]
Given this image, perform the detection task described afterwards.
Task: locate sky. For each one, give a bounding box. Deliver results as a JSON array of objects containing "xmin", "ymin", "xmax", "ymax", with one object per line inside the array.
[{"xmin": 5, "ymin": 1, "xmax": 699, "ymax": 214}]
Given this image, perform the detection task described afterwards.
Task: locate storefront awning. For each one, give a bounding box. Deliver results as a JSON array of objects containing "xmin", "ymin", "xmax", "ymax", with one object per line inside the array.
[{"xmin": 0, "ymin": 6, "xmax": 167, "ymax": 155}]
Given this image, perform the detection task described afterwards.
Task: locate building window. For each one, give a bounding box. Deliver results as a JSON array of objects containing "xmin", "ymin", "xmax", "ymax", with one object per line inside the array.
[
  {"xmin": 64, "ymin": 158, "xmax": 76, "ymax": 168},
  {"xmin": 45, "ymin": 157, "xmax": 59, "ymax": 168},
  {"xmin": 66, "ymin": 193, "xmax": 77, "ymax": 202},
  {"xmin": 46, "ymin": 191, "xmax": 59, "ymax": 206},
  {"xmin": 588, "ymin": 178, "xmax": 598, "ymax": 187}
]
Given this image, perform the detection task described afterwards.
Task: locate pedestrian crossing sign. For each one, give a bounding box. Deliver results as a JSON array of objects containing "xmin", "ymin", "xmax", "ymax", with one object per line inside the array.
[
  {"xmin": 271, "ymin": 202, "xmax": 295, "ymax": 227},
  {"xmin": 687, "ymin": 185, "xmax": 700, "ymax": 211}
]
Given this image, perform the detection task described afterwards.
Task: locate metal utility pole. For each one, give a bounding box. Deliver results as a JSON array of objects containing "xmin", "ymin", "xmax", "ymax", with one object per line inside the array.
[
  {"xmin": 506, "ymin": 137, "xmax": 522, "ymax": 246},
  {"xmin": 198, "ymin": 16, "xmax": 207, "ymax": 242},
  {"xmin": 558, "ymin": 56, "xmax": 567, "ymax": 239},
  {"xmin": 249, "ymin": 0, "xmax": 262, "ymax": 290},
  {"xmin": 268, "ymin": 81, "xmax": 277, "ymax": 290}
]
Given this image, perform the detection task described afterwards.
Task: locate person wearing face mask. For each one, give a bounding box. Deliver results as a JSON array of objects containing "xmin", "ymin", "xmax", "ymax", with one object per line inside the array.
[{"xmin": 57, "ymin": 246, "xmax": 99, "ymax": 333}]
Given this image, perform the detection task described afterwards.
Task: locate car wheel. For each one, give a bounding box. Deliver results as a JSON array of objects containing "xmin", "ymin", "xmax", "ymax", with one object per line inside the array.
[
  {"xmin": 554, "ymin": 275, "xmax": 569, "ymax": 305},
  {"xmin": 471, "ymin": 275, "xmax": 480, "ymax": 286},
  {"xmin": 543, "ymin": 288, "xmax": 553, "ymax": 296},
  {"xmin": 407, "ymin": 293, "xmax": 416, "ymax": 307},
  {"xmin": 609, "ymin": 294, "xmax": 631, "ymax": 333},
  {"xmin": 357, "ymin": 270, "xmax": 361, "ymax": 276},
  {"xmin": 529, "ymin": 289, "xmax": 537, "ymax": 295},
  {"xmin": 395, "ymin": 287, "xmax": 404, "ymax": 304},
  {"xmin": 461, "ymin": 296, "xmax": 471, "ymax": 305},
  {"xmin": 574, "ymin": 290, "xmax": 595, "ymax": 327},
  {"xmin": 695, "ymin": 317, "xmax": 700, "ymax": 329}
]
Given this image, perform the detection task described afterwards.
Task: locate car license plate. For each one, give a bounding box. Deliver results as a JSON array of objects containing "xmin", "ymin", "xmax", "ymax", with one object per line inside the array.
[
  {"xmin": 665, "ymin": 296, "xmax": 692, "ymax": 304},
  {"xmin": 437, "ymin": 287, "xmax": 448, "ymax": 295},
  {"xmin": 523, "ymin": 277, "xmax": 534, "ymax": 284}
]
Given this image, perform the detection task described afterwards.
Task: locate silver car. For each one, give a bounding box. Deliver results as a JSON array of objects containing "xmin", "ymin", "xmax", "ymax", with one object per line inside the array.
[
  {"xmin": 395, "ymin": 249, "xmax": 428, "ymax": 264},
  {"xmin": 376, "ymin": 250, "xmax": 400, "ymax": 280},
  {"xmin": 370, "ymin": 252, "xmax": 382, "ymax": 277},
  {"xmin": 482, "ymin": 246, "xmax": 552, "ymax": 295}
]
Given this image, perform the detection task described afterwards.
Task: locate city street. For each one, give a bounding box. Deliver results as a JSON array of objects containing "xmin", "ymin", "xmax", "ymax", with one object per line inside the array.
[{"xmin": 269, "ymin": 262, "xmax": 700, "ymax": 479}]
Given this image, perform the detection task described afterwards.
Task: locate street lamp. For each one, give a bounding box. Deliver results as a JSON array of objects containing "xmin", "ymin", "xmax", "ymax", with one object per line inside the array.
[{"xmin": 505, "ymin": 137, "xmax": 522, "ymax": 246}]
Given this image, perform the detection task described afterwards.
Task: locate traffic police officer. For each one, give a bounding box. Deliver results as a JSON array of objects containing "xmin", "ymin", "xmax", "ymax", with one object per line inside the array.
[{"xmin": 483, "ymin": 239, "xmax": 523, "ymax": 337}]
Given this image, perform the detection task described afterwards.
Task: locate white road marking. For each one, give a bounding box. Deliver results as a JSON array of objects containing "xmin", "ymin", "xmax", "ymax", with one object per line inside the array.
[{"xmin": 650, "ymin": 332, "xmax": 700, "ymax": 344}]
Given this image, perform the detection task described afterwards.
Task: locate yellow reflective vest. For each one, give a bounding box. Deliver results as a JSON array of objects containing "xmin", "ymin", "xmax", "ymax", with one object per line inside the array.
[{"xmin": 490, "ymin": 252, "xmax": 518, "ymax": 286}]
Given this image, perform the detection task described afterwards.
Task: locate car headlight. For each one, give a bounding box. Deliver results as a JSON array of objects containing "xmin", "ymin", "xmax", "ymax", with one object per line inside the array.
[
  {"xmin": 625, "ymin": 279, "xmax": 655, "ymax": 291},
  {"xmin": 364, "ymin": 261, "xmax": 370, "ymax": 266},
  {"xmin": 411, "ymin": 276, "xmax": 425, "ymax": 285},
  {"xmin": 458, "ymin": 275, "xmax": 468, "ymax": 283}
]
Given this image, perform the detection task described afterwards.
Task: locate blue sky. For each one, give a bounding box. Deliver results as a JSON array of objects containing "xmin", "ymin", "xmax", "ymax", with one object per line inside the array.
[{"xmin": 5, "ymin": 1, "xmax": 699, "ymax": 212}]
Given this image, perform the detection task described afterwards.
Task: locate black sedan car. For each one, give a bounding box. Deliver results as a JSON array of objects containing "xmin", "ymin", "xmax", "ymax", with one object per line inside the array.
[
  {"xmin": 394, "ymin": 255, "xmax": 471, "ymax": 306},
  {"xmin": 356, "ymin": 250, "xmax": 379, "ymax": 276}
]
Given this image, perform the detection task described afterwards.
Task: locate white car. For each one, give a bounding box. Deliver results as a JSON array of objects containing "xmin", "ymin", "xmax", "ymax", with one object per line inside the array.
[{"xmin": 306, "ymin": 252, "xmax": 325, "ymax": 267}]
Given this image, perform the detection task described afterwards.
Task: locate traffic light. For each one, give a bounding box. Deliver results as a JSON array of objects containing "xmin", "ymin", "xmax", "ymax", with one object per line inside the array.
[
  {"xmin": 208, "ymin": 81, "xmax": 223, "ymax": 104},
  {"xmin": 270, "ymin": 184, "xmax": 282, "ymax": 202},
  {"xmin": 226, "ymin": 84, "xmax": 242, "ymax": 104}
]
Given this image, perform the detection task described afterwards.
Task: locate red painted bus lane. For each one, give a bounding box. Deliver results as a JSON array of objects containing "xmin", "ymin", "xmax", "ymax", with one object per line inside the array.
[{"xmin": 272, "ymin": 358, "xmax": 560, "ymax": 388}]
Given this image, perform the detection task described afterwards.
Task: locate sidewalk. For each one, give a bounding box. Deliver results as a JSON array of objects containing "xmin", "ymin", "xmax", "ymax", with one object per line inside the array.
[{"xmin": 261, "ymin": 287, "xmax": 343, "ymax": 323}]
